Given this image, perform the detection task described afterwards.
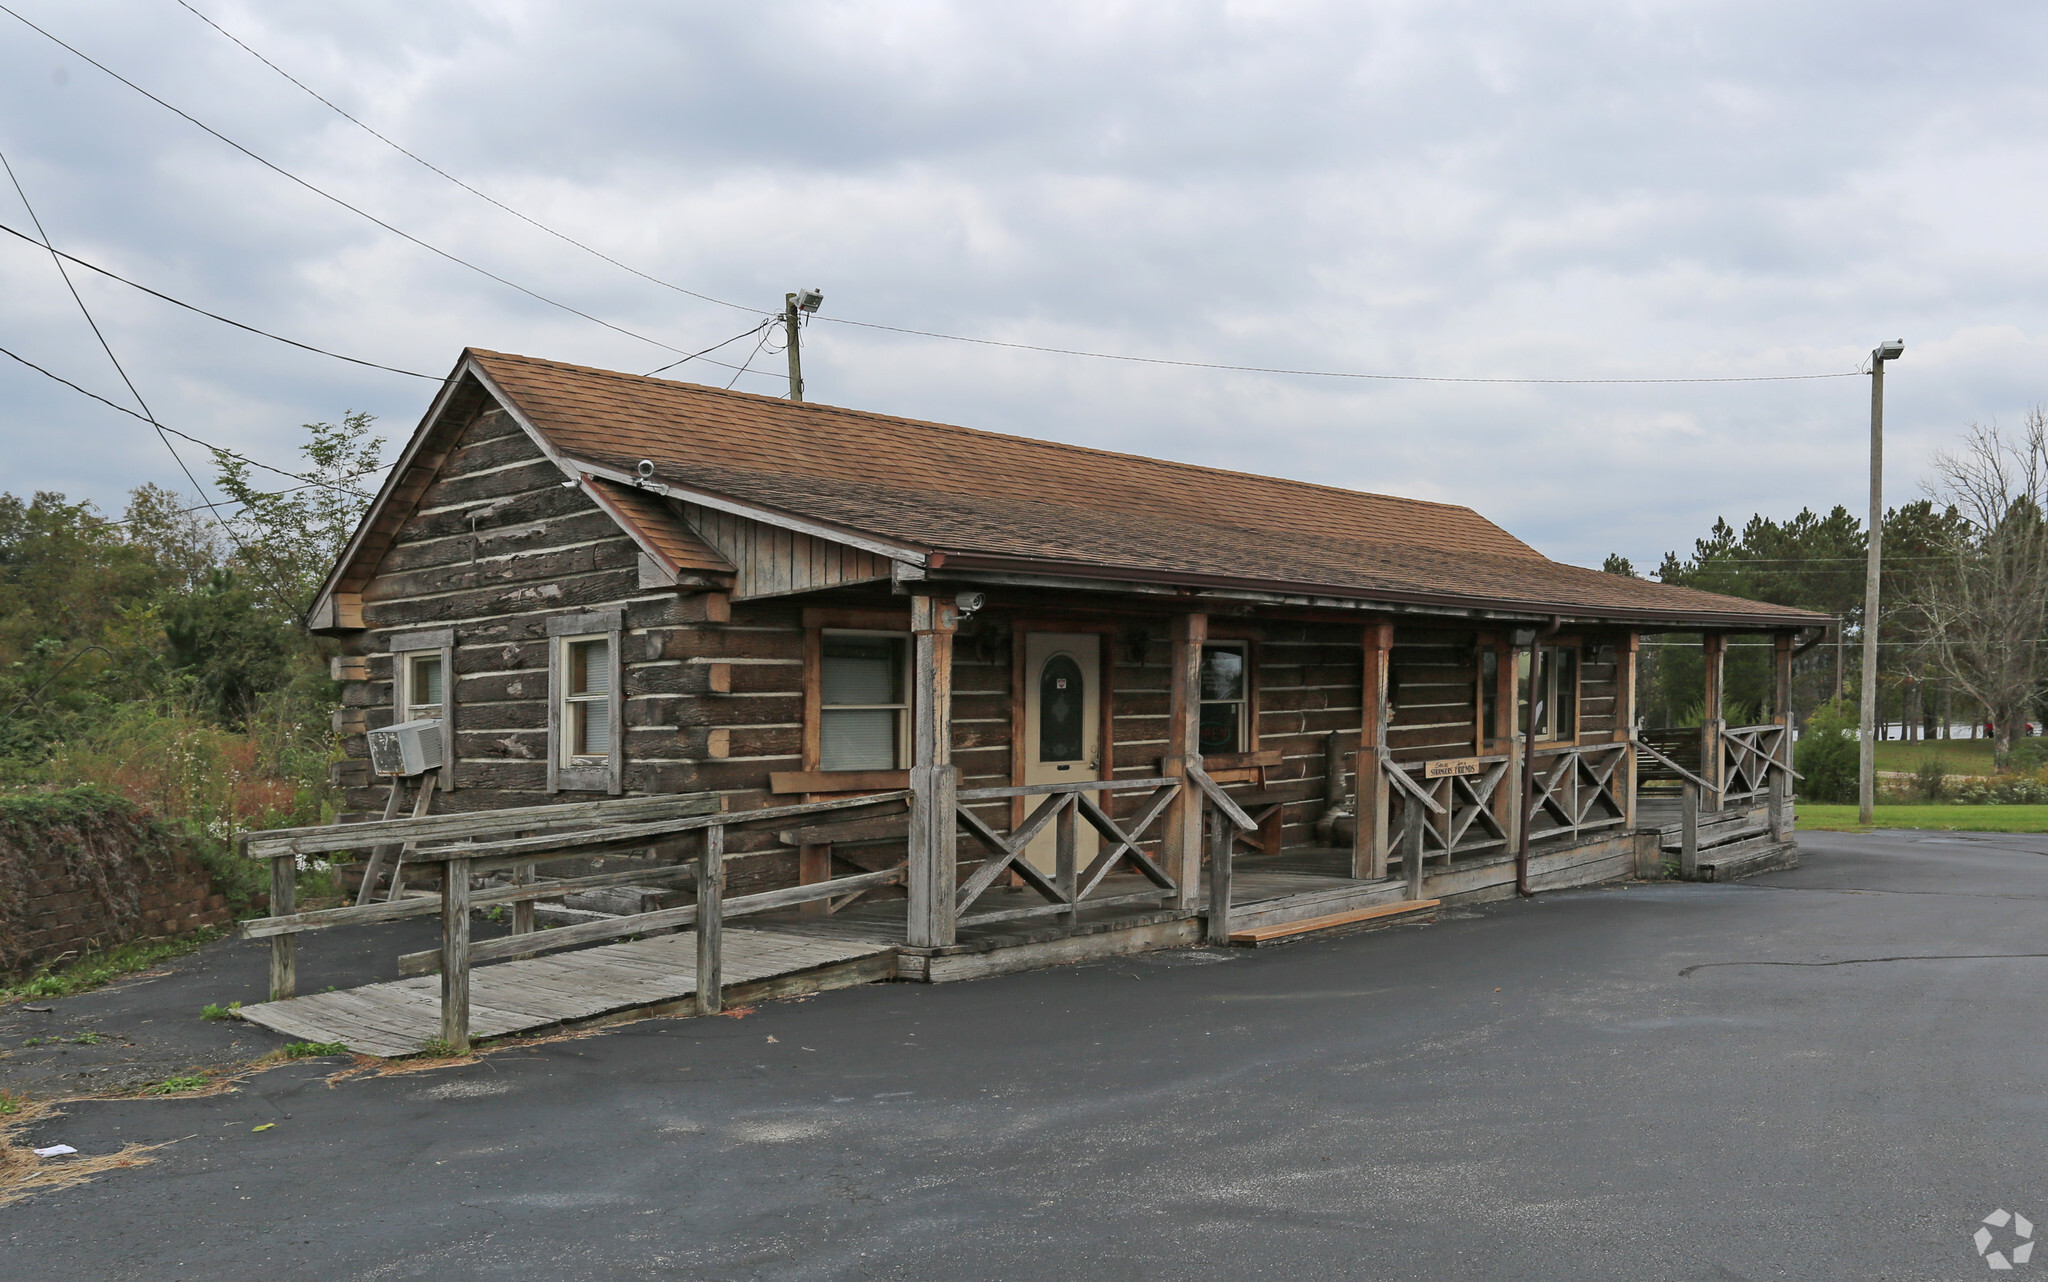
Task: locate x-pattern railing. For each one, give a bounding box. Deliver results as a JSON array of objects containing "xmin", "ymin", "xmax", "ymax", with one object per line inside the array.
[
  {"xmin": 1527, "ymin": 741, "xmax": 1630, "ymax": 844},
  {"xmin": 952, "ymin": 768, "xmax": 1256, "ymax": 929},
  {"xmin": 1720, "ymin": 724, "xmax": 1794, "ymax": 804},
  {"xmin": 1384, "ymin": 756, "xmax": 1511, "ymax": 865}
]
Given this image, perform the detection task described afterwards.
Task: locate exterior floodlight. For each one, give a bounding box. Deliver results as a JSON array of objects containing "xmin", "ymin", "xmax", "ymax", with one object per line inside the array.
[
  {"xmin": 792, "ymin": 288, "xmax": 823, "ymax": 314},
  {"xmin": 1874, "ymin": 339, "xmax": 1905, "ymax": 362}
]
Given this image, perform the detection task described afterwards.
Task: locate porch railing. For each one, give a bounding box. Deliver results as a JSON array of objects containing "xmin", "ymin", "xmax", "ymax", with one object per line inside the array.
[
  {"xmin": 950, "ymin": 767, "xmax": 1255, "ymax": 937},
  {"xmin": 1718, "ymin": 723, "xmax": 1791, "ymax": 807},
  {"xmin": 1382, "ymin": 754, "xmax": 1512, "ymax": 876},
  {"xmin": 1525, "ymin": 741, "xmax": 1631, "ymax": 846},
  {"xmin": 236, "ymin": 789, "xmax": 913, "ymax": 1054}
]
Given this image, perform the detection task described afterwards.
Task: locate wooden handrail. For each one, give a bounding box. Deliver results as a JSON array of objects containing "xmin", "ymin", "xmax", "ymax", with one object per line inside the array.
[
  {"xmin": 396, "ymin": 863, "xmax": 908, "ymax": 975},
  {"xmin": 1379, "ymin": 757, "xmax": 1448, "ymax": 815},
  {"xmin": 957, "ymin": 776, "xmax": 1178, "ymax": 801},
  {"xmin": 1635, "ymin": 738, "xmax": 1712, "ymax": 791},
  {"xmin": 394, "ymin": 793, "xmax": 910, "ymax": 865},
  {"xmin": 1186, "ymin": 764, "xmax": 1258, "ymax": 831},
  {"xmin": 239, "ymin": 791, "xmax": 724, "ymax": 859}
]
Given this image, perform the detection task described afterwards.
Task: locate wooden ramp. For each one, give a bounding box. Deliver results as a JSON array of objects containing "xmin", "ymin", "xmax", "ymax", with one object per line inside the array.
[{"xmin": 237, "ymin": 927, "xmax": 893, "ymax": 1058}]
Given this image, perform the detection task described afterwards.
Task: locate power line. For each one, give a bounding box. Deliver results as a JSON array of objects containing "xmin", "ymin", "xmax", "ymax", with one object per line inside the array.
[
  {"xmin": 1, "ymin": 3, "xmax": 783, "ymax": 382},
  {"xmin": 0, "ymin": 341, "xmax": 374, "ymax": 496},
  {"xmin": 169, "ymin": 0, "xmax": 1865, "ymax": 391},
  {"xmin": 173, "ymin": 0, "xmax": 763, "ymax": 319},
  {"xmin": 818, "ymin": 315, "xmax": 1865, "ymax": 384},
  {"xmin": 0, "ymin": 144, "xmax": 232, "ymax": 549},
  {"xmin": 0, "ymin": 218, "xmax": 441, "ymax": 380}
]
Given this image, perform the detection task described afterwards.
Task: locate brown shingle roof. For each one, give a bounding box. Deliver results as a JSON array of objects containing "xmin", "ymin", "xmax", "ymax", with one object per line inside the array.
[{"xmin": 465, "ymin": 349, "xmax": 1824, "ymax": 628}]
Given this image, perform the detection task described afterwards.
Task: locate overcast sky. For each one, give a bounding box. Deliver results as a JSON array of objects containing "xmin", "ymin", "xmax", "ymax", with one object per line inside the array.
[{"xmin": 4, "ymin": 1, "xmax": 2045, "ymax": 569}]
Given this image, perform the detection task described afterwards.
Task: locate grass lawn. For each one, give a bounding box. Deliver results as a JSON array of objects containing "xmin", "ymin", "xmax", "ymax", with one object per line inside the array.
[
  {"xmin": 1798, "ymin": 804, "xmax": 2048, "ymax": 833},
  {"xmin": 1868, "ymin": 738, "xmax": 2000, "ymax": 774}
]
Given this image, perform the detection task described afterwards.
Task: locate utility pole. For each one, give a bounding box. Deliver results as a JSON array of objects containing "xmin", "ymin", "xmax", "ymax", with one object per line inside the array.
[
  {"xmin": 783, "ymin": 288, "xmax": 823, "ymax": 402},
  {"xmin": 1859, "ymin": 339, "xmax": 1905, "ymax": 825}
]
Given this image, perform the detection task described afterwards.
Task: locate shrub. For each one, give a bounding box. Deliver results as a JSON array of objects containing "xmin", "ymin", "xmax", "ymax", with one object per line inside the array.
[
  {"xmin": 1796, "ymin": 700, "xmax": 1859, "ymax": 803},
  {"xmin": 1913, "ymin": 758, "xmax": 1949, "ymax": 802},
  {"xmin": 2007, "ymin": 740, "xmax": 2048, "ymax": 773}
]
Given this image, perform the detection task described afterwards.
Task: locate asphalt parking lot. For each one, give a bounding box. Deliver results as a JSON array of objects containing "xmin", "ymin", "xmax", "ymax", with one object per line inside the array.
[{"xmin": 5, "ymin": 828, "xmax": 2046, "ymax": 1281}]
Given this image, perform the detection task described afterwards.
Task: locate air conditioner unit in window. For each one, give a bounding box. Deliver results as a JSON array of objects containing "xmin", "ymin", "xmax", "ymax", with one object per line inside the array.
[{"xmin": 367, "ymin": 718, "xmax": 444, "ymax": 777}]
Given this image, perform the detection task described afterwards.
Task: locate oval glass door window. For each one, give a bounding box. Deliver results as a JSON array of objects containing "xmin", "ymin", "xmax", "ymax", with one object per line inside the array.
[{"xmin": 1038, "ymin": 654, "xmax": 1085, "ymax": 762}]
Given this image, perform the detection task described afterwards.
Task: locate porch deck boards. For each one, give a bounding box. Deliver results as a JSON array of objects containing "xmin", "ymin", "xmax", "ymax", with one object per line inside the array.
[{"xmin": 236, "ymin": 927, "xmax": 891, "ymax": 1058}]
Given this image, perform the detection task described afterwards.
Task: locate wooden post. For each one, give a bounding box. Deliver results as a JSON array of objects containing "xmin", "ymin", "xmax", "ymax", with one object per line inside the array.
[
  {"xmin": 1501, "ymin": 641, "xmax": 1523, "ymax": 856},
  {"xmin": 1162, "ymin": 612, "xmax": 1208, "ymax": 910},
  {"xmin": 1616, "ymin": 634, "xmax": 1639, "ymax": 830},
  {"xmin": 906, "ymin": 596, "xmax": 959, "ymax": 947},
  {"xmin": 1773, "ymin": 630, "xmax": 1795, "ymax": 816},
  {"xmin": 1354, "ymin": 620, "xmax": 1393, "ymax": 881},
  {"xmin": 355, "ymin": 777, "xmax": 410, "ymax": 906},
  {"xmin": 696, "ymin": 824, "xmax": 724, "ymax": 1015},
  {"xmin": 1679, "ymin": 783, "xmax": 1699, "ymax": 880},
  {"xmin": 1768, "ymin": 770, "xmax": 1789, "ymax": 843},
  {"xmin": 268, "ymin": 854, "xmax": 296, "ymax": 1001},
  {"xmin": 1402, "ymin": 795, "xmax": 1425, "ymax": 901},
  {"xmin": 1206, "ymin": 800, "xmax": 1234, "ymax": 945},
  {"xmin": 439, "ymin": 854, "xmax": 471, "ymax": 1052},
  {"xmin": 1701, "ymin": 633, "xmax": 1726, "ymax": 811},
  {"xmin": 798, "ymin": 843, "xmax": 831, "ymax": 916},
  {"xmin": 1055, "ymin": 794, "xmax": 1078, "ymax": 928}
]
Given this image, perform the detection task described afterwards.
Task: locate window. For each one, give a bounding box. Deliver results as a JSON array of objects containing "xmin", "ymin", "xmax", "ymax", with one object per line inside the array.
[
  {"xmin": 1479, "ymin": 646, "xmax": 1499, "ymax": 742},
  {"xmin": 819, "ymin": 632, "xmax": 908, "ymax": 770},
  {"xmin": 403, "ymin": 652, "xmax": 444, "ymax": 722},
  {"xmin": 1516, "ymin": 643, "xmax": 1579, "ymax": 741},
  {"xmin": 560, "ymin": 636, "xmax": 612, "ymax": 764},
  {"xmin": 1199, "ymin": 643, "xmax": 1248, "ymax": 754}
]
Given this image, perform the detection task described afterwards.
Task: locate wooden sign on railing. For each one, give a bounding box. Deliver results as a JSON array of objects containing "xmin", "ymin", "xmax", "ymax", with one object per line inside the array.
[{"xmin": 1424, "ymin": 757, "xmax": 1482, "ymax": 779}]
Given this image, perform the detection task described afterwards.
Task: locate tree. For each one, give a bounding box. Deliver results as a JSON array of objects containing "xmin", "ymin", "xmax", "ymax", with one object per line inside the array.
[
  {"xmin": 1903, "ymin": 410, "xmax": 2048, "ymax": 763},
  {"xmin": 211, "ymin": 412, "xmax": 385, "ymax": 618},
  {"xmin": 1602, "ymin": 553, "xmax": 1638, "ymax": 577}
]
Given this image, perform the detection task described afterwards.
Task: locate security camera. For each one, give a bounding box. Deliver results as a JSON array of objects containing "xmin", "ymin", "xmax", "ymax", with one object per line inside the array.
[
  {"xmin": 955, "ymin": 591, "xmax": 986, "ymax": 615},
  {"xmin": 637, "ymin": 459, "xmax": 656, "ymax": 479},
  {"xmin": 790, "ymin": 288, "xmax": 823, "ymax": 314}
]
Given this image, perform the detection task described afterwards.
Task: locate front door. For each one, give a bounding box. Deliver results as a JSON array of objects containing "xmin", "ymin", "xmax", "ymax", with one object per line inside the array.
[{"xmin": 1021, "ymin": 633, "xmax": 1102, "ymax": 874}]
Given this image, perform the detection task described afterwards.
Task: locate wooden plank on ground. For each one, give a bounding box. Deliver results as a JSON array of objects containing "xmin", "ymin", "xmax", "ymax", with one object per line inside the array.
[{"xmin": 1227, "ymin": 898, "xmax": 1439, "ymax": 945}]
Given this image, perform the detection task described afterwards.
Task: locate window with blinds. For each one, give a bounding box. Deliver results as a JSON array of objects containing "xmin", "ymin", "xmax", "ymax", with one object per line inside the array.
[
  {"xmin": 404, "ymin": 653, "xmax": 444, "ymax": 722},
  {"xmin": 563, "ymin": 636, "xmax": 612, "ymax": 763},
  {"xmin": 819, "ymin": 632, "xmax": 907, "ymax": 771}
]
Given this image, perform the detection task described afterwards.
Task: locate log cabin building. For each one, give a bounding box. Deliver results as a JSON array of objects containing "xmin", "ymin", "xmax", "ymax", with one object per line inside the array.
[{"xmin": 308, "ymin": 348, "xmax": 1826, "ymax": 985}]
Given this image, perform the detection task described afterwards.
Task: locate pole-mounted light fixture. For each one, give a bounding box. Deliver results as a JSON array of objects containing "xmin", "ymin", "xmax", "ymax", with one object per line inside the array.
[
  {"xmin": 784, "ymin": 288, "xmax": 823, "ymax": 402},
  {"xmin": 1858, "ymin": 339, "xmax": 1904, "ymax": 826}
]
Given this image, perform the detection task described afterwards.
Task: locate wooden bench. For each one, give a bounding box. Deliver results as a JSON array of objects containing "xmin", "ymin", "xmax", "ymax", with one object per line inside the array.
[{"xmin": 776, "ymin": 815, "xmax": 911, "ymax": 915}]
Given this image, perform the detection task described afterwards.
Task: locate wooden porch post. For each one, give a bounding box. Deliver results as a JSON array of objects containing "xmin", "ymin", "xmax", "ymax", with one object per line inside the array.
[
  {"xmin": 268, "ymin": 854, "xmax": 296, "ymax": 1001},
  {"xmin": 1497, "ymin": 637, "xmax": 1521, "ymax": 855},
  {"xmin": 1616, "ymin": 633, "xmax": 1639, "ymax": 831},
  {"xmin": 1701, "ymin": 633, "xmax": 1726, "ymax": 810},
  {"xmin": 1162, "ymin": 612, "xmax": 1208, "ymax": 912},
  {"xmin": 1353, "ymin": 620, "xmax": 1393, "ymax": 881},
  {"xmin": 906, "ymin": 596, "xmax": 959, "ymax": 948},
  {"xmin": 440, "ymin": 855, "xmax": 471, "ymax": 1053},
  {"xmin": 1772, "ymin": 631, "xmax": 1795, "ymax": 840}
]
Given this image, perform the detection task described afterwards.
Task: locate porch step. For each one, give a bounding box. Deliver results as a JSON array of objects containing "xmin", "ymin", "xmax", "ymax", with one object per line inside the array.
[
  {"xmin": 1692, "ymin": 836, "xmax": 1799, "ymax": 882},
  {"xmin": 1228, "ymin": 898, "xmax": 1439, "ymax": 947}
]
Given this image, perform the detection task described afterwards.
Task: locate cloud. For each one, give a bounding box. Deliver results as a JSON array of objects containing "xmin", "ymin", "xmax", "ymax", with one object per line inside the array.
[{"xmin": 3, "ymin": 0, "xmax": 2046, "ymax": 568}]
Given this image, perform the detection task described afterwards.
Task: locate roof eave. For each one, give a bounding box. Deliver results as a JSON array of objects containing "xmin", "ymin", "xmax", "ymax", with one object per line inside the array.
[{"xmin": 927, "ymin": 550, "xmax": 1828, "ymax": 631}]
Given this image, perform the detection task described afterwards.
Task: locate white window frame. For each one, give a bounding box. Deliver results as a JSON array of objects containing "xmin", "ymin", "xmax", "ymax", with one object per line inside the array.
[
  {"xmin": 1517, "ymin": 642, "xmax": 1581, "ymax": 743},
  {"xmin": 548, "ymin": 610, "xmax": 623, "ymax": 794},
  {"xmin": 402, "ymin": 651, "xmax": 445, "ymax": 722},
  {"xmin": 387, "ymin": 627, "xmax": 456, "ymax": 789},
  {"xmin": 817, "ymin": 629, "xmax": 910, "ymax": 771},
  {"xmin": 1198, "ymin": 641, "xmax": 1250, "ymax": 756}
]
